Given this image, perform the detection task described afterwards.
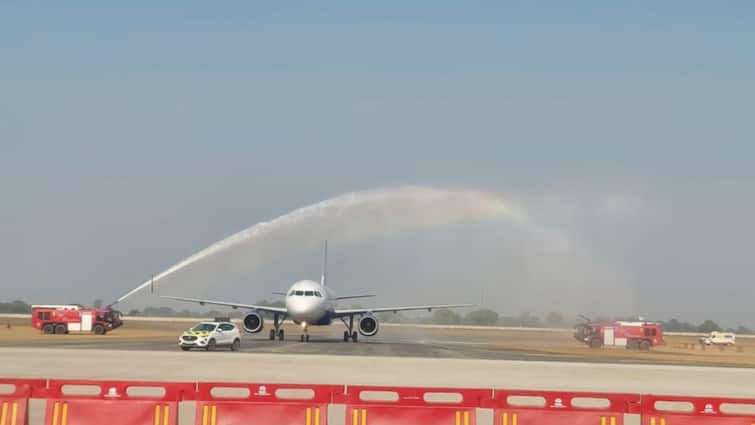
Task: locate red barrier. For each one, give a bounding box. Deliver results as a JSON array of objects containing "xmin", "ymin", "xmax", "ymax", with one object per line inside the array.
[
  {"xmin": 0, "ymin": 379, "xmax": 46, "ymax": 425},
  {"xmin": 43, "ymin": 379, "xmax": 194, "ymax": 425},
  {"xmin": 484, "ymin": 389, "xmax": 641, "ymax": 425},
  {"xmin": 336, "ymin": 386, "xmax": 490, "ymax": 425},
  {"xmin": 194, "ymin": 382, "xmax": 342, "ymax": 425},
  {"xmin": 641, "ymin": 394, "xmax": 755, "ymax": 425}
]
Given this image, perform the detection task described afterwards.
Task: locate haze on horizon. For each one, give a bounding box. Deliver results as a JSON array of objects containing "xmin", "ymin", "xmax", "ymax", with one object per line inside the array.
[{"xmin": 1, "ymin": 2, "xmax": 754, "ymax": 327}]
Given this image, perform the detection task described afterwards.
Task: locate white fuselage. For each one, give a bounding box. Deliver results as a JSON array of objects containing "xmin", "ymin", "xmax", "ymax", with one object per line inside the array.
[{"xmin": 284, "ymin": 280, "xmax": 336, "ymax": 326}]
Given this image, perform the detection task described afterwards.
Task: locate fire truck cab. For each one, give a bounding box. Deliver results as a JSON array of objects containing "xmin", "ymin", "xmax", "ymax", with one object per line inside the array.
[
  {"xmin": 31, "ymin": 304, "xmax": 123, "ymax": 335},
  {"xmin": 574, "ymin": 320, "xmax": 664, "ymax": 350}
]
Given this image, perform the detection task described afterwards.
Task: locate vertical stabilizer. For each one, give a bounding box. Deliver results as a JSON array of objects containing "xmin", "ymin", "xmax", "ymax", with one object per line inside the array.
[{"xmin": 321, "ymin": 240, "xmax": 328, "ymax": 286}]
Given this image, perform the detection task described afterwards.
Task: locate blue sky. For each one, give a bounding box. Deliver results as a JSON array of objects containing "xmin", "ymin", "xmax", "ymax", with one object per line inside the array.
[{"xmin": 1, "ymin": 2, "xmax": 754, "ymax": 326}]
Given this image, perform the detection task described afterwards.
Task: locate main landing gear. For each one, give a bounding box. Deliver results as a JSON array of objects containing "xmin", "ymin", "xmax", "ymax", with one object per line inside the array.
[
  {"xmin": 268, "ymin": 313, "xmax": 286, "ymax": 341},
  {"xmin": 340, "ymin": 316, "xmax": 358, "ymax": 342}
]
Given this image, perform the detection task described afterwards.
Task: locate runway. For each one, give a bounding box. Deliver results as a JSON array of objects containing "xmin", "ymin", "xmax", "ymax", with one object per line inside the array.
[{"xmin": 2, "ymin": 347, "xmax": 755, "ymax": 398}]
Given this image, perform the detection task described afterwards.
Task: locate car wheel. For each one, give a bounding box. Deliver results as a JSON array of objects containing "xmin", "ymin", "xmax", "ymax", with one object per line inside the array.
[
  {"xmin": 181, "ymin": 346, "xmax": 190, "ymax": 351},
  {"xmin": 231, "ymin": 339, "xmax": 241, "ymax": 352},
  {"xmin": 207, "ymin": 339, "xmax": 216, "ymax": 351}
]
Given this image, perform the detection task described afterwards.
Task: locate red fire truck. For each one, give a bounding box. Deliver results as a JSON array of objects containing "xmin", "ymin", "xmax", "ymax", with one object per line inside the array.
[
  {"xmin": 31, "ymin": 304, "xmax": 123, "ymax": 335},
  {"xmin": 574, "ymin": 319, "xmax": 664, "ymax": 350}
]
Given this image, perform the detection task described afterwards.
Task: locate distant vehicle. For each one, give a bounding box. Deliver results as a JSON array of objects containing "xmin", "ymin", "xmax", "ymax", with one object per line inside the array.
[
  {"xmin": 574, "ymin": 319, "xmax": 664, "ymax": 350},
  {"xmin": 699, "ymin": 331, "xmax": 736, "ymax": 346},
  {"xmin": 179, "ymin": 321, "xmax": 241, "ymax": 352},
  {"xmin": 32, "ymin": 304, "xmax": 123, "ymax": 335}
]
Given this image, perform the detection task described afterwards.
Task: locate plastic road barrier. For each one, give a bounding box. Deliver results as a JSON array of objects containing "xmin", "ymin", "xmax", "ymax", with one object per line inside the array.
[
  {"xmin": 641, "ymin": 394, "xmax": 755, "ymax": 425},
  {"xmin": 43, "ymin": 379, "xmax": 194, "ymax": 425},
  {"xmin": 194, "ymin": 382, "xmax": 342, "ymax": 425},
  {"xmin": 336, "ymin": 386, "xmax": 491, "ymax": 425}
]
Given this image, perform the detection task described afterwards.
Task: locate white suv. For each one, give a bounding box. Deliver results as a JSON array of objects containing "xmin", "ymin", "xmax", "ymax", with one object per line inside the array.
[{"xmin": 179, "ymin": 321, "xmax": 241, "ymax": 351}]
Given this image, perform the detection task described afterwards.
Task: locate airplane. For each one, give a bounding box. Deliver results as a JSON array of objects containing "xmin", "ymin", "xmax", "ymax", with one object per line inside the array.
[{"xmin": 160, "ymin": 241, "xmax": 473, "ymax": 342}]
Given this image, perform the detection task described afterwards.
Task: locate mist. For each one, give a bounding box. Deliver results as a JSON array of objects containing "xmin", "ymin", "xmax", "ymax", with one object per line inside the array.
[{"xmin": 120, "ymin": 185, "xmax": 637, "ymax": 320}]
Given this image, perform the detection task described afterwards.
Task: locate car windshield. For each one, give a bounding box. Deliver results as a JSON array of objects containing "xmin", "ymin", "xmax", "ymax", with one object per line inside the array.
[{"xmin": 192, "ymin": 324, "xmax": 216, "ymax": 332}]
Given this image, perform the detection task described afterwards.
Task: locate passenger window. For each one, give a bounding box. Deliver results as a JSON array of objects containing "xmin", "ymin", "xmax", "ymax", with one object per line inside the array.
[
  {"xmin": 289, "ymin": 290, "xmax": 295, "ymax": 296},
  {"xmin": 295, "ymin": 291, "xmax": 304, "ymax": 296},
  {"xmin": 305, "ymin": 291, "xmax": 314, "ymax": 296},
  {"xmin": 220, "ymin": 324, "xmax": 234, "ymax": 331}
]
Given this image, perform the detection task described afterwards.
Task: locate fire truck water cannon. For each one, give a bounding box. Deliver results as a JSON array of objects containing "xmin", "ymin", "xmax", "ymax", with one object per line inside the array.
[
  {"xmin": 574, "ymin": 316, "xmax": 664, "ymax": 351},
  {"xmin": 31, "ymin": 304, "xmax": 123, "ymax": 335}
]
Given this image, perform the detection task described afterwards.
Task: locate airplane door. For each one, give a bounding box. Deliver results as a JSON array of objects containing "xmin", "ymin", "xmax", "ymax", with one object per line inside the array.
[
  {"xmin": 81, "ymin": 312, "xmax": 93, "ymax": 332},
  {"xmin": 604, "ymin": 328, "xmax": 615, "ymax": 346}
]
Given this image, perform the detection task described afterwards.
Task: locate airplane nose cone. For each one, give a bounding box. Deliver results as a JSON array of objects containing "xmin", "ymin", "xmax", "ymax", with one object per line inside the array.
[{"xmin": 286, "ymin": 298, "xmax": 321, "ymax": 323}]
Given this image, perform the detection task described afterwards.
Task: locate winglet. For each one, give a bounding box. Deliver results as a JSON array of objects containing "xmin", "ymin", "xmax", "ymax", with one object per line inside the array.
[{"xmin": 321, "ymin": 240, "xmax": 328, "ymax": 287}]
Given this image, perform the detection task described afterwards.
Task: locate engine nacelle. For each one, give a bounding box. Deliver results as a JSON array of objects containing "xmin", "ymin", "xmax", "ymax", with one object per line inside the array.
[
  {"xmin": 358, "ymin": 315, "xmax": 379, "ymax": 337},
  {"xmin": 243, "ymin": 311, "xmax": 264, "ymax": 333}
]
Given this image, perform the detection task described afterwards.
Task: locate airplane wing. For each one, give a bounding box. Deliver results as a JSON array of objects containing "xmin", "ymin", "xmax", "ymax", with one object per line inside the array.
[
  {"xmin": 335, "ymin": 294, "xmax": 376, "ymax": 301},
  {"xmin": 333, "ymin": 304, "xmax": 474, "ymax": 318},
  {"xmin": 160, "ymin": 295, "xmax": 288, "ymax": 314}
]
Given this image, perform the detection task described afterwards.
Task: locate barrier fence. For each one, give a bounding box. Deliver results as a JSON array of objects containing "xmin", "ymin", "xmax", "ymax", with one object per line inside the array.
[{"xmin": 1, "ymin": 378, "xmax": 754, "ymax": 424}]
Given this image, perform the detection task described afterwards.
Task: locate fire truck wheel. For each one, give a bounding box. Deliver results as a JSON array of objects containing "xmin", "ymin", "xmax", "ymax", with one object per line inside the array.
[
  {"xmin": 639, "ymin": 340, "xmax": 651, "ymax": 351},
  {"xmin": 43, "ymin": 324, "xmax": 54, "ymax": 334},
  {"xmin": 207, "ymin": 339, "xmax": 216, "ymax": 351},
  {"xmin": 627, "ymin": 340, "xmax": 639, "ymax": 350},
  {"xmin": 589, "ymin": 338, "xmax": 602, "ymax": 349},
  {"xmin": 93, "ymin": 324, "xmax": 106, "ymax": 335},
  {"xmin": 54, "ymin": 324, "xmax": 67, "ymax": 335}
]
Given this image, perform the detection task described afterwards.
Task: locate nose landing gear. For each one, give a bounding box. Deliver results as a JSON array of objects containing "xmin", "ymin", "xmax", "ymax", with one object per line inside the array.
[{"xmin": 300, "ymin": 323, "xmax": 310, "ymax": 342}]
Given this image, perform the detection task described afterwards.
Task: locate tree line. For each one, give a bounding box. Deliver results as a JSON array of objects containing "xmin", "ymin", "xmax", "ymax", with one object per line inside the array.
[{"xmin": 1, "ymin": 299, "xmax": 751, "ymax": 334}]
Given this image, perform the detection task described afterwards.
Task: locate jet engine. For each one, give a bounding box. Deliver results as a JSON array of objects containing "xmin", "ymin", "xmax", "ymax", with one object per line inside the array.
[
  {"xmin": 358, "ymin": 314, "xmax": 379, "ymax": 336},
  {"xmin": 242, "ymin": 311, "xmax": 264, "ymax": 333}
]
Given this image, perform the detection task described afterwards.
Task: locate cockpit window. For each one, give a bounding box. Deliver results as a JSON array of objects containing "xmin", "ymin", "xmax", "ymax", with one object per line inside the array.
[
  {"xmin": 295, "ymin": 290, "xmax": 304, "ymax": 296},
  {"xmin": 289, "ymin": 290, "xmax": 296, "ymax": 296},
  {"xmin": 305, "ymin": 290, "xmax": 314, "ymax": 296},
  {"xmin": 314, "ymin": 291, "xmax": 322, "ymax": 297}
]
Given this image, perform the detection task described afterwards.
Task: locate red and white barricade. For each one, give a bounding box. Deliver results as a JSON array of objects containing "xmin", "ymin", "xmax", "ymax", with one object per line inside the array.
[
  {"xmin": 641, "ymin": 394, "xmax": 755, "ymax": 425},
  {"xmin": 484, "ymin": 389, "xmax": 641, "ymax": 425},
  {"xmin": 0, "ymin": 379, "xmax": 46, "ymax": 425},
  {"xmin": 43, "ymin": 379, "xmax": 194, "ymax": 425},
  {"xmin": 336, "ymin": 386, "xmax": 490, "ymax": 425},
  {"xmin": 194, "ymin": 382, "xmax": 342, "ymax": 425}
]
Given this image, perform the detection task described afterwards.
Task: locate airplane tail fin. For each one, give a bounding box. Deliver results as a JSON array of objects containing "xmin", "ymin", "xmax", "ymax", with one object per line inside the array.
[{"xmin": 320, "ymin": 240, "xmax": 328, "ymax": 287}]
